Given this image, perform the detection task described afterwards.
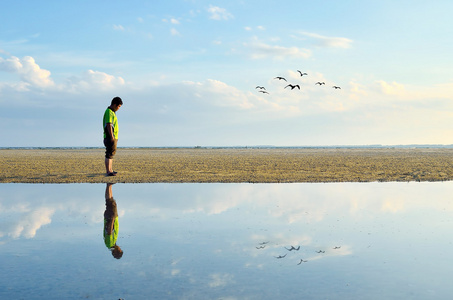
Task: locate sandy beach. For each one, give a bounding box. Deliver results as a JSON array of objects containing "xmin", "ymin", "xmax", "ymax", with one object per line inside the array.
[{"xmin": 1, "ymin": 148, "xmax": 453, "ymax": 183}]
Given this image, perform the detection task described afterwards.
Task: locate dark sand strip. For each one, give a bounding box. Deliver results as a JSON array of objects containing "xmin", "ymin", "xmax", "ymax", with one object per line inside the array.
[{"xmin": 1, "ymin": 148, "xmax": 453, "ymax": 183}]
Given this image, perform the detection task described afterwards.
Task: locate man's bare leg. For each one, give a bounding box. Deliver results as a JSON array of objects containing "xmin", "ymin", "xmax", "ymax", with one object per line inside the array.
[
  {"xmin": 105, "ymin": 182, "xmax": 114, "ymax": 199},
  {"xmin": 105, "ymin": 158, "xmax": 113, "ymax": 174}
]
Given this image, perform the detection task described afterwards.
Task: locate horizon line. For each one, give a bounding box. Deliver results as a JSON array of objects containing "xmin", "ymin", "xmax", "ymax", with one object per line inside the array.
[{"xmin": 2, "ymin": 144, "xmax": 453, "ymax": 149}]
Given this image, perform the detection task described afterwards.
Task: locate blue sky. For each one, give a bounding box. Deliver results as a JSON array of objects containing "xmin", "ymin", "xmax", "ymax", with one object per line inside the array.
[{"xmin": 1, "ymin": 0, "xmax": 453, "ymax": 147}]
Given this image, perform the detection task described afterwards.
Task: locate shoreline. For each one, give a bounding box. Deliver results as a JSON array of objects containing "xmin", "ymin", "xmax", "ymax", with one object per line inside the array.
[{"xmin": 1, "ymin": 148, "xmax": 453, "ymax": 183}]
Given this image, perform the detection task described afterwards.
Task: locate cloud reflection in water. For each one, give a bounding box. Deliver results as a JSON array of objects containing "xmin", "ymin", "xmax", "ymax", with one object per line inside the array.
[{"xmin": 0, "ymin": 182, "xmax": 453, "ymax": 299}]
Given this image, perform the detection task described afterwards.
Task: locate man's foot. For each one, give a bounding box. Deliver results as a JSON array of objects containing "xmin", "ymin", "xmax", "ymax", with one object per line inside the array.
[
  {"xmin": 112, "ymin": 171, "xmax": 118, "ymax": 175},
  {"xmin": 106, "ymin": 172, "xmax": 117, "ymax": 176}
]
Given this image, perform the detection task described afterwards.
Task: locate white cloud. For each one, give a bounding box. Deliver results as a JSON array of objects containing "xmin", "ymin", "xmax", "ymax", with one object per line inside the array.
[
  {"xmin": 20, "ymin": 56, "xmax": 55, "ymax": 87},
  {"xmin": 0, "ymin": 81, "xmax": 30, "ymax": 93},
  {"xmin": 295, "ymin": 32, "xmax": 353, "ymax": 49},
  {"xmin": 2, "ymin": 46, "xmax": 453, "ymax": 146},
  {"xmin": 170, "ymin": 28, "xmax": 181, "ymax": 36},
  {"xmin": 0, "ymin": 55, "xmax": 22, "ymax": 72},
  {"xmin": 145, "ymin": 76, "xmax": 352, "ymax": 121},
  {"xmin": 65, "ymin": 70, "xmax": 125, "ymax": 92},
  {"xmin": 171, "ymin": 269, "xmax": 181, "ymax": 276},
  {"xmin": 349, "ymin": 81, "xmax": 369, "ymax": 101},
  {"xmin": 174, "ymin": 79, "xmax": 256, "ymax": 111},
  {"xmin": 207, "ymin": 5, "xmax": 233, "ymax": 20},
  {"xmin": 245, "ymin": 26, "xmax": 265, "ymax": 31},
  {"xmin": 376, "ymin": 80, "xmax": 406, "ymax": 96},
  {"xmin": 364, "ymin": 80, "xmax": 453, "ymax": 118},
  {"xmin": 208, "ymin": 273, "xmax": 235, "ymax": 287},
  {"xmin": 0, "ymin": 53, "xmax": 128, "ymax": 101},
  {"xmin": 162, "ymin": 18, "xmax": 180, "ymax": 24},
  {"xmin": 0, "ymin": 55, "xmax": 54, "ymax": 88},
  {"xmin": 10, "ymin": 207, "xmax": 55, "ymax": 239},
  {"xmin": 244, "ymin": 39, "xmax": 311, "ymax": 60},
  {"xmin": 113, "ymin": 24, "xmax": 125, "ymax": 31},
  {"xmin": 84, "ymin": 70, "xmax": 124, "ymax": 86}
]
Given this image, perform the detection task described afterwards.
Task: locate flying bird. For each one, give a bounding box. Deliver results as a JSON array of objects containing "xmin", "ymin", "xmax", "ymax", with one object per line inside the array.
[
  {"xmin": 274, "ymin": 76, "xmax": 287, "ymax": 81},
  {"xmin": 285, "ymin": 84, "xmax": 300, "ymax": 90},
  {"xmin": 297, "ymin": 259, "xmax": 308, "ymax": 265},
  {"xmin": 256, "ymin": 86, "xmax": 266, "ymax": 90},
  {"xmin": 297, "ymin": 70, "xmax": 308, "ymax": 76},
  {"xmin": 316, "ymin": 250, "xmax": 325, "ymax": 253},
  {"xmin": 259, "ymin": 242, "xmax": 269, "ymax": 245},
  {"xmin": 275, "ymin": 254, "xmax": 287, "ymax": 259},
  {"xmin": 256, "ymin": 245, "xmax": 266, "ymax": 249},
  {"xmin": 333, "ymin": 86, "xmax": 341, "ymax": 89},
  {"xmin": 285, "ymin": 246, "xmax": 300, "ymax": 251},
  {"xmin": 258, "ymin": 90, "xmax": 269, "ymax": 94},
  {"xmin": 333, "ymin": 246, "xmax": 341, "ymax": 249},
  {"xmin": 315, "ymin": 82, "xmax": 325, "ymax": 85}
]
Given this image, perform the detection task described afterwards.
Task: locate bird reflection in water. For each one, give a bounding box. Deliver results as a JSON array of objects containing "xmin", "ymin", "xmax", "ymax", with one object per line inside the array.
[{"xmin": 104, "ymin": 183, "xmax": 123, "ymax": 259}]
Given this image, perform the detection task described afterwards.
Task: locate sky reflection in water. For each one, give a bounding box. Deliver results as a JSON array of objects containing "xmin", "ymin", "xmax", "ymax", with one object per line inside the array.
[{"xmin": 1, "ymin": 182, "xmax": 453, "ymax": 299}]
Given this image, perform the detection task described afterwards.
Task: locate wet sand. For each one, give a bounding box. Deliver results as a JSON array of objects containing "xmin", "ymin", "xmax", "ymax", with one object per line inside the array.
[{"xmin": 1, "ymin": 148, "xmax": 453, "ymax": 183}]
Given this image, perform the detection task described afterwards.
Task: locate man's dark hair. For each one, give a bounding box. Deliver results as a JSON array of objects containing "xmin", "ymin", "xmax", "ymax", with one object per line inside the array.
[{"xmin": 111, "ymin": 97, "xmax": 123, "ymax": 106}]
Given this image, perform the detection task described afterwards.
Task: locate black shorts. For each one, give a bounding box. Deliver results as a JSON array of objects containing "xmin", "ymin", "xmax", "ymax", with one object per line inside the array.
[{"xmin": 104, "ymin": 138, "xmax": 118, "ymax": 159}]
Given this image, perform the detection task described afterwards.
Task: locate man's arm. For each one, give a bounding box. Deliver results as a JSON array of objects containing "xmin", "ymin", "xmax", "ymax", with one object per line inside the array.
[
  {"xmin": 105, "ymin": 219, "xmax": 114, "ymax": 235},
  {"xmin": 105, "ymin": 123, "xmax": 115, "ymax": 141}
]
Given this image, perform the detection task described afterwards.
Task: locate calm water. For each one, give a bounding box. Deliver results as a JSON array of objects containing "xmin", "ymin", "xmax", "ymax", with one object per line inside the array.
[{"xmin": 1, "ymin": 182, "xmax": 453, "ymax": 299}]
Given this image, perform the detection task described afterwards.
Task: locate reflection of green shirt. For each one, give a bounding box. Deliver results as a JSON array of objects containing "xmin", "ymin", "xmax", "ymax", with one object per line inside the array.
[
  {"xmin": 103, "ymin": 107, "xmax": 118, "ymax": 139},
  {"xmin": 104, "ymin": 217, "xmax": 119, "ymax": 248}
]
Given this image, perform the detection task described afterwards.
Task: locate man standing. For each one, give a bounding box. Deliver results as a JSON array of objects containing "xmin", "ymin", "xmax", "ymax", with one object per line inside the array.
[{"xmin": 103, "ymin": 96, "xmax": 123, "ymax": 176}]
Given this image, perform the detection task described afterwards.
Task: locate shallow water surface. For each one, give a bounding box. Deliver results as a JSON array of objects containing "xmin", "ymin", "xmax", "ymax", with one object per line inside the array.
[{"xmin": 1, "ymin": 182, "xmax": 453, "ymax": 299}]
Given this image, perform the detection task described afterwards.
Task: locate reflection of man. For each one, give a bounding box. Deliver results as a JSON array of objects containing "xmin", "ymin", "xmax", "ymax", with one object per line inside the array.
[{"xmin": 104, "ymin": 183, "xmax": 123, "ymax": 259}]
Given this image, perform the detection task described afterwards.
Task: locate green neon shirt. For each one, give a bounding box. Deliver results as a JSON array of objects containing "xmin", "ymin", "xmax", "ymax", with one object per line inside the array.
[
  {"xmin": 103, "ymin": 107, "xmax": 119, "ymax": 139},
  {"xmin": 104, "ymin": 217, "xmax": 119, "ymax": 249}
]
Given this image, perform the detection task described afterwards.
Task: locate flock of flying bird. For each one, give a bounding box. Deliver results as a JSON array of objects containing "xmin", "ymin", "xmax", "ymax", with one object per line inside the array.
[
  {"xmin": 255, "ymin": 70, "xmax": 342, "ymax": 95},
  {"xmin": 256, "ymin": 241, "xmax": 342, "ymax": 265}
]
